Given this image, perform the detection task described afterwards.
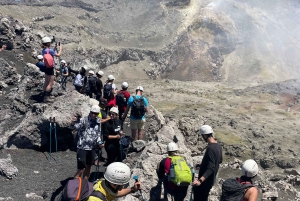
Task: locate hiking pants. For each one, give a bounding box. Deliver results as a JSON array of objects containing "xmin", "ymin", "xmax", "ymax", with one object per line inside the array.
[
  {"xmin": 104, "ymin": 143, "xmax": 121, "ymax": 165},
  {"xmin": 61, "ymin": 77, "xmax": 67, "ymax": 90},
  {"xmin": 163, "ymin": 177, "xmax": 188, "ymax": 201},
  {"xmin": 193, "ymin": 183, "xmax": 212, "ymax": 201}
]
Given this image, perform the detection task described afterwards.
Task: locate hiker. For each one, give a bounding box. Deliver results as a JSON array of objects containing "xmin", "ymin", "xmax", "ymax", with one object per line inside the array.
[
  {"xmin": 36, "ymin": 55, "xmax": 46, "ymax": 72},
  {"xmin": 239, "ymin": 159, "xmax": 259, "ymax": 201},
  {"xmin": 98, "ymin": 98, "xmax": 111, "ymax": 125},
  {"xmin": 103, "ymin": 75, "xmax": 117, "ymax": 113},
  {"xmin": 156, "ymin": 142, "xmax": 190, "ymax": 201},
  {"xmin": 87, "ymin": 162, "xmax": 142, "ymax": 201},
  {"xmin": 103, "ymin": 107, "xmax": 123, "ymax": 166},
  {"xmin": 122, "ymin": 86, "xmax": 149, "ymax": 142},
  {"xmin": 73, "ymin": 67, "xmax": 87, "ymax": 93},
  {"xmin": 95, "ymin": 71, "xmax": 104, "ymax": 101},
  {"xmin": 85, "ymin": 70, "xmax": 98, "ymax": 98},
  {"xmin": 70, "ymin": 105, "xmax": 103, "ymax": 180},
  {"xmin": 116, "ymin": 82, "xmax": 130, "ymax": 129},
  {"xmin": 192, "ymin": 125, "xmax": 222, "ymax": 201},
  {"xmin": 41, "ymin": 36, "xmax": 62, "ymax": 102},
  {"xmin": 57, "ymin": 60, "xmax": 69, "ymax": 90}
]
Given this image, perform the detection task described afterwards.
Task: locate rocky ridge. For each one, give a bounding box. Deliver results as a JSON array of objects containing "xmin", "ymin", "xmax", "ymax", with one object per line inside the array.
[{"xmin": 1, "ymin": 0, "xmax": 300, "ymax": 200}]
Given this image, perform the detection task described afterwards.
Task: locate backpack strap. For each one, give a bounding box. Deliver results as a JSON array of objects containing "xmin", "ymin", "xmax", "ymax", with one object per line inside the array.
[
  {"xmin": 75, "ymin": 177, "xmax": 83, "ymax": 201},
  {"xmin": 90, "ymin": 190, "xmax": 107, "ymax": 201}
]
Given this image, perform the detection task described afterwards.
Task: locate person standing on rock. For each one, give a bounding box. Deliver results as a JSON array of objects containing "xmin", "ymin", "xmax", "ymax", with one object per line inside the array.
[
  {"xmin": 70, "ymin": 105, "xmax": 103, "ymax": 180},
  {"xmin": 85, "ymin": 70, "xmax": 98, "ymax": 98},
  {"xmin": 103, "ymin": 75, "xmax": 117, "ymax": 113},
  {"xmin": 156, "ymin": 142, "xmax": 189, "ymax": 201},
  {"xmin": 102, "ymin": 107, "xmax": 123, "ymax": 166},
  {"xmin": 56, "ymin": 60, "xmax": 69, "ymax": 90},
  {"xmin": 192, "ymin": 125, "xmax": 222, "ymax": 201},
  {"xmin": 122, "ymin": 86, "xmax": 149, "ymax": 142},
  {"xmin": 41, "ymin": 36, "xmax": 62, "ymax": 102},
  {"xmin": 73, "ymin": 67, "xmax": 87, "ymax": 93},
  {"xmin": 87, "ymin": 162, "xmax": 142, "ymax": 201},
  {"xmin": 95, "ymin": 71, "xmax": 104, "ymax": 101},
  {"xmin": 116, "ymin": 82, "xmax": 130, "ymax": 129}
]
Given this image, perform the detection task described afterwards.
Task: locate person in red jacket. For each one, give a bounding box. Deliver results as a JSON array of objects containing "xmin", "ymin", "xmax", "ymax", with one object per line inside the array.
[
  {"xmin": 116, "ymin": 82, "xmax": 130, "ymax": 129},
  {"xmin": 156, "ymin": 142, "xmax": 188, "ymax": 201}
]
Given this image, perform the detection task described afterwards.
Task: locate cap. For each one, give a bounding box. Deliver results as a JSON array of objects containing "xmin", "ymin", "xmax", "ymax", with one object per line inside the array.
[
  {"xmin": 88, "ymin": 70, "xmax": 95, "ymax": 75},
  {"xmin": 97, "ymin": 71, "xmax": 104, "ymax": 76},
  {"xmin": 37, "ymin": 55, "xmax": 43, "ymax": 60},
  {"xmin": 61, "ymin": 60, "xmax": 66, "ymax": 64}
]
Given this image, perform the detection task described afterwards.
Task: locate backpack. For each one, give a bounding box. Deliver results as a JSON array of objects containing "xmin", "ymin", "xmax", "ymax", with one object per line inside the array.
[
  {"xmin": 59, "ymin": 178, "xmax": 107, "ymax": 201},
  {"xmin": 59, "ymin": 177, "xmax": 93, "ymax": 201},
  {"xmin": 220, "ymin": 178, "xmax": 254, "ymax": 201},
  {"xmin": 43, "ymin": 49, "xmax": 55, "ymax": 68},
  {"xmin": 116, "ymin": 91, "xmax": 127, "ymax": 107},
  {"xmin": 86, "ymin": 76, "xmax": 97, "ymax": 93},
  {"xmin": 167, "ymin": 156, "xmax": 192, "ymax": 186},
  {"xmin": 131, "ymin": 96, "xmax": 146, "ymax": 119},
  {"xmin": 103, "ymin": 83, "xmax": 113, "ymax": 99}
]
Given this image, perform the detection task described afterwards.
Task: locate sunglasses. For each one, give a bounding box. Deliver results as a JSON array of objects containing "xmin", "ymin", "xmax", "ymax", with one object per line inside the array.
[{"xmin": 91, "ymin": 112, "xmax": 99, "ymax": 115}]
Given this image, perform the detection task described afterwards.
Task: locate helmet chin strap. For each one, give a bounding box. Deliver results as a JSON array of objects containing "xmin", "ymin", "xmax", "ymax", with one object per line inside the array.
[{"xmin": 104, "ymin": 180, "xmax": 119, "ymax": 194}]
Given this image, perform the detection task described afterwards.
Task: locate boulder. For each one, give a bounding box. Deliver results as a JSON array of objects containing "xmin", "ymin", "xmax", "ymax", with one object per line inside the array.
[{"xmin": 0, "ymin": 154, "xmax": 18, "ymax": 179}]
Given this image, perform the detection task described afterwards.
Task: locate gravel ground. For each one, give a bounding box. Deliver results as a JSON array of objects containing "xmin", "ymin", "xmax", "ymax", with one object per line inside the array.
[{"xmin": 0, "ymin": 148, "xmax": 107, "ymax": 201}]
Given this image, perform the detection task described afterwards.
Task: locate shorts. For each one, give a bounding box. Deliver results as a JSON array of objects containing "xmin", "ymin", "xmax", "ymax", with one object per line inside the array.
[
  {"xmin": 130, "ymin": 118, "xmax": 145, "ymax": 129},
  {"xmin": 77, "ymin": 149, "xmax": 95, "ymax": 169},
  {"xmin": 44, "ymin": 67, "xmax": 54, "ymax": 75}
]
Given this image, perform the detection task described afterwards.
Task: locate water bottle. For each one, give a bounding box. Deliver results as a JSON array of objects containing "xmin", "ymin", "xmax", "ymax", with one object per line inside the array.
[{"xmin": 169, "ymin": 164, "xmax": 175, "ymax": 179}]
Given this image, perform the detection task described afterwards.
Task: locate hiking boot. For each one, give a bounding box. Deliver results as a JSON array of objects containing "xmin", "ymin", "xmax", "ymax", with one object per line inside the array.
[{"xmin": 44, "ymin": 95, "xmax": 54, "ymax": 103}]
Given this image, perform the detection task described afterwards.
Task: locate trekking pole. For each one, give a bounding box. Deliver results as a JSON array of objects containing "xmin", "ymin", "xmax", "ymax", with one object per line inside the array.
[
  {"xmin": 190, "ymin": 168, "xmax": 195, "ymax": 201},
  {"xmin": 49, "ymin": 117, "xmax": 52, "ymax": 163},
  {"xmin": 53, "ymin": 117, "xmax": 58, "ymax": 162},
  {"xmin": 133, "ymin": 175, "xmax": 146, "ymax": 201},
  {"xmin": 93, "ymin": 149, "xmax": 101, "ymax": 181}
]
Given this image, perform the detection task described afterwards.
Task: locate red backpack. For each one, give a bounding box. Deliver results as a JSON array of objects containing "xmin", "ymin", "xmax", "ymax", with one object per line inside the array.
[{"xmin": 43, "ymin": 49, "xmax": 54, "ymax": 68}]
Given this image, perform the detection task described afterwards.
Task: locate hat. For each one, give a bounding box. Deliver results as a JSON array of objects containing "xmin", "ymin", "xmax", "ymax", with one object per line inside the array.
[
  {"xmin": 88, "ymin": 70, "xmax": 95, "ymax": 75},
  {"xmin": 97, "ymin": 71, "xmax": 104, "ymax": 76},
  {"xmin": 37, "ymin": 55, "xmax": 43, "ymax": 60},
  {"xmin": 61, "ymin": 60, "xmax": 66, "ymax": 64},
  {"xmin": 136, "ymin": 86, "xmax": 143, "ymax": 91},
  {"xmin": 108, "ymin": 75, "xmax": 115, "ymax": 81},
  {"xmin": 110, "ymin": 107, "xmax": 119, "ymax": 115}
]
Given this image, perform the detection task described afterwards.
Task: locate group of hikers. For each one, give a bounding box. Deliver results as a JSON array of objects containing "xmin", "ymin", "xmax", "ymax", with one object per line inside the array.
[{"xmin": 36, "ymin": 37, "xmax": 259, "ymax": 201}]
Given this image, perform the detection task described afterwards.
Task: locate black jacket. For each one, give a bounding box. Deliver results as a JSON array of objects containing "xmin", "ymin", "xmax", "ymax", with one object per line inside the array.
[{"xmin": 103, "ymin": 119, "xmax": 122, "ymax": 145}]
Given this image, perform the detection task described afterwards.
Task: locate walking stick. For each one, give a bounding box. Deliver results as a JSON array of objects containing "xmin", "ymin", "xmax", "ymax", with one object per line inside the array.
[
  {"xmin": 49, "ymin": 117, "xmax": 52, "ymax": 162},
  {"xmin": 133, "ymin": 175, "xmax": 146, "ymax": 201},
  {"xmin": 93, "ymin": 149, "xmax": 101, "ymax": 181},
  {"xmin": 190, "ymin": 168, "xmax": 195, "ymax": 201},
  {"xmin": 53, "ymin": 117, "xmax": 58, "ymax": 162}
]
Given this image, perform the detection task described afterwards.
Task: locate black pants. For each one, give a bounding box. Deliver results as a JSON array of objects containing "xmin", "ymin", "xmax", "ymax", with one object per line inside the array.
[
  {"xmin": 118, "ymin": 110, "xmax": 125, "ymax": 129},
  {"xmin": 105, "ymin": 143, "xmax": 121, "ymax": 165},
  {"xmin": 193, "ymin": 183, "xmax": 212, "ymax": 201}
]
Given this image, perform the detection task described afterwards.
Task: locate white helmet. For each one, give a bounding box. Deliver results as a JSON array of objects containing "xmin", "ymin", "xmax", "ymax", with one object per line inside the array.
[
  {"xmin": 97, "ymin": 71, "xmax": 104, "ymax": 76},
  {"xmin": 167, "ymin": 142, "xmax": 178, "ymax": 152},
  {"xmin": 136, "ymin": 86, "xmax": 143, "ymax": 91},
  {"xmin": 90, "ymin": 105, "xmax": 100, "ymax": 113},
  {"xmin": 37, "ymin": 55, "xmax": 43, "ymax": 60},
  {"xmin": 109, "ymin": 107, "xmax": 119, "ymax": 115},
  {"xmin": 108, "ymin": 75, "xmax": 115, "ymax": 81},
  {"xmin": 199, "ymin": 125, "xmax": 213, "ymax": 135},
  {"xmin": 121, "ymin": 82, "xmax": 129, "ymax": 89},
  {"xmin": 104, "ymin": 162, "xmax": 131, "ymax": 185},
  {"xmin": 61, "ymin": 60, "xmax": 66, "ymax": 64},
  {"xmin": 41, "ymin": 36, "xmax": 51, "ymax": 43},
  {"xmin": 88, "ymin": 70, "xmax": 95, "ymax": 75},
  {"xmin": 242, "ymin": 159, "xmax": 259, "ymax": 177}
]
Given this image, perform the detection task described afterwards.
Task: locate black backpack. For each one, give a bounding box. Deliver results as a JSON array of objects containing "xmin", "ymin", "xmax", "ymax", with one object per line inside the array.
[
  {"xmin": 220, "ymin": 178, "xmax": 253, "ymax": 201},
  {"xmin": 116, "ymin": 91, "xmax": 127, "ymax": 107},
  {"xmin": 103, "ymin": 83, "xmax": 113, "ymax": 99},
  {"xmin": 131, "ymin": 96, "xmax": 145, "ymax": 119},
  {"xmin": 86, "ymin": 76, "xmax": 97, "ymax": 93}
]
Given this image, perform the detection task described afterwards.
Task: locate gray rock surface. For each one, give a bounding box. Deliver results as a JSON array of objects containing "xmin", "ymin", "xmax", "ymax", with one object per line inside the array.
[{"xmin": 0, "ymin": 154, "xmax": 18, "ymax": 179}]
